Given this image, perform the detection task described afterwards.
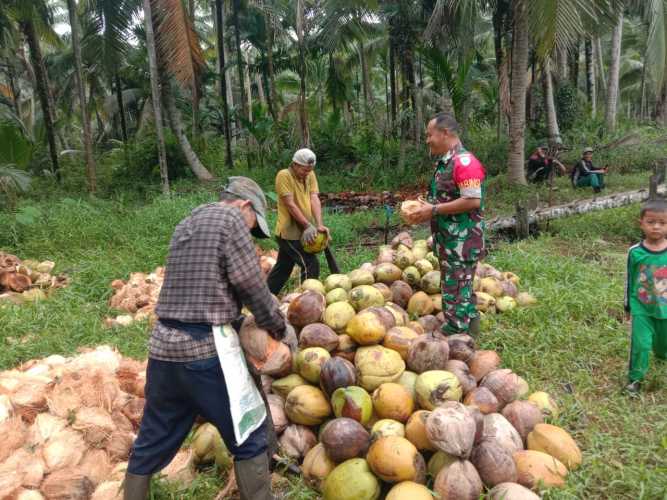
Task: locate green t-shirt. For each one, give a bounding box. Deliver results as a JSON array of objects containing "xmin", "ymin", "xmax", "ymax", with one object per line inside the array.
[{"xmin": 625, "ymin": 242, "xmax": 667, "ymax": 318}]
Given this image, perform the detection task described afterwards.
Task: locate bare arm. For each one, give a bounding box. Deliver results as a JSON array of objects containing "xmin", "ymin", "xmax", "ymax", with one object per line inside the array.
[{"xmin": 282, "ymin": 194, "xmax": 312, "ymax": 229}]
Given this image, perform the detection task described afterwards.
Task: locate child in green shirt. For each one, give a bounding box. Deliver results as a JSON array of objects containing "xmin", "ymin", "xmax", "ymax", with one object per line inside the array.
[{"xmin": 624, "ymin": 200, "xmax": 667, "ymax": 395}]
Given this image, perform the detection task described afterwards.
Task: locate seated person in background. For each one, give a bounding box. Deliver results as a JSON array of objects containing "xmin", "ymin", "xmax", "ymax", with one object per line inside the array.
[
  {"xmin": 572, "ymin": 147, "xmax": 607, "ymax": 193},
  {"xmin": 526, "ymin": 145, "xmax": 566, "ymax": 183}
]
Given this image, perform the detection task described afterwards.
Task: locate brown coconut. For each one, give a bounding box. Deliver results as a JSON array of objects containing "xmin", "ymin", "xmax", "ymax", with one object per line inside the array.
[
  {"xmin": 105, "ymin": 431, "xmax": 135, "ymax": 462},
  {"xmin": 301, "ymin": 443, "xmax": 336, "ymax": 490},
  {"xmin": 464, "ymin": 387, "xmax": 501, "ymax": 414},
  {"xmin": 320, "ymin": 418, "xmax": 371, "ymax": 463},
  {"xmin": 371, "ymin": 383, "xmax": 414, "ymax": 423},
  {"xmin": 469, "ymin": 405, "xmax": 485, "ymax": 445},
  {"xmin": 470, "ymin": 439, "xmax": 518, "ymax": 487},
  {"xmin": 425, "ymin": 402, "xmax": 476, "ymax": 458},
  {"xmin": 502, "ymin": 401, "xmax": 544, "ymax": 443},
  {"xmin": 433, "ymin": 459, "xmax": 483, "ymax": 500},
  {"xmin": 382, "ymin": 326, "xmax": 419, "ymax": 360},
  {"xmin": 405, "ymin": 410, "xmax": 435, "ymax": 451},
  {"xmin": 488, "ymin": 482, "xmax": 540, "ymax": 500},
  {"xmin": 0, "ymin": 448, "xmax": 45, "ymax": 489},
  {"xmin": 366, "ymin": 436, "xmax": 426, "ymax": 483},
  {"xmin": 366, "ymin": 306, "xmax": 397, "ymax": 330},
  {"xmin": 513, "ymin": 450, "xmax": 568, "ymax": 489},
  {"xmin": 239, "ymin": 315, "xmax": 292, "ymax": 376},
  {"xmin": 79, "ymin": 449, "xmax": 113, "ymax": 487},
  {"xmin": 319, "ymin": 357, "xmax": 357, "ymax": 397},
  {"xmin": 120, "ymin": 397, "xmax": 144, "ymax": 429},
  {"xmin": 372, "ymin": 282, "xmax": 392, "ymax": 301},
  {"xmin": 160, "ymin": 448, "xmax": 196, "ymax": 485},
  {"xmin": 447, "ymin": 334, "xmax": 475, "ymax": 362},
  {"xmin": 278, "ymin": 424, "xmax": 317, "ymax": 459},
  {"xmin": 481, "ymin": 369, "xmax": 523, "ymax": 405},
  {"xmin": 390, "ymin": 281, "xmax": 414, "ymax": 309},
  {"xmin": 43, "ymin": 429, "xmax": 86, "ymax": 471},
  {"xmin": 41, "ymin": 468, "xmax": 94, "ymax": 499},
  {"xmin": 443, "ymin": 360, "xmax": 477, "ymax": 395},
  {"xmin": 0, "ymin": 272, "xmax": 31, "ymax": 292},
  {"xmin": 111, "ymin": 409, "xmax": 134, "ymax": 434},
  {"xmin": 0, "ymin": 416, "xmax": 27, "ymax": 463},
  {"xmin": 407, "ymin": 333, "xmax": 449, "ymax": 373},
  {"xmin": 467, "ymin": 350, "xmax": 501, "ymax": 382},
  {"xmin": 482, "ymin": 413, "xmax": 523, "ymax": 454},
  {"xmin": 417, "ymin": 315, "xmax": 440, "ymax": 334},
  {"xmin": 267, "ymin": 394, "xmax": 288, "ymax": 434},
  {"xmin": 384, "ymin": 302, "xmax": 410, "ymax": 327},
  {"xmin": 299, "ymin": 323, "xmax": 340, "ymax": 352},
  {"xmin": 287, "ymin": 291, "xmax": 326, "ymax": 327},
  {"xmin": 72, "ymin": 407, "xmax": 116, "ymax": 447}
]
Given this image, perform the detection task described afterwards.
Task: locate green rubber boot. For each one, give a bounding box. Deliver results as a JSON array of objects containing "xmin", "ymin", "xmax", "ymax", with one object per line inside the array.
[
  {"xmin": 468, "ymin": 316, "xmax": 481, "ymax": 337},
  {"xmin": 122, "ymin": 473, "xmax": 150, "ymax": 500},
  {"xmin": 234, "ymin": 453, "xmax": 276, "ymax": 500}
]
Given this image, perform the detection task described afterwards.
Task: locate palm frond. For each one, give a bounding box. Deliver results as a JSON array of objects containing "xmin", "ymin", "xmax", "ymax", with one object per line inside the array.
[
  {"xmin": 150, "ymin": 0, "xmax": 206, "ymax": 95},
  {"xmin": 0, "ymin": 165, "xmax": 31, "ymax": 193},
  {"xmin": 85, "ymin": 0, "xmax": 140, "ymax": 72}
]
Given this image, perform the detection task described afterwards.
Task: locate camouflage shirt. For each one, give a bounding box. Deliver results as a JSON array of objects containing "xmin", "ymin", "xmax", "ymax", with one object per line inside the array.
[{"xmin": 428, "ymin": 146, "xmax": 486, "ymax": 264}]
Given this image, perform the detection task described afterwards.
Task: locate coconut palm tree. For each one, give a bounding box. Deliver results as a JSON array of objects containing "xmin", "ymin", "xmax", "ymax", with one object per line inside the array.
[
  {"xmin": 213, "ymin": 0, "xmax": 233, "ymax": 167},
  {"xmin": 66, "ymin": 0, "xmax": 96, "ymax": 193},
  {"xmin": 605, "ymin": 11, "xmax": 624, "ymax": 131}
]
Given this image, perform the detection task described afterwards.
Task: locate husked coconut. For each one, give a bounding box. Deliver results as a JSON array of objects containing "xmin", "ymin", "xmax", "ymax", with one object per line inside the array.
[
  {"xmin": 407, "ymin": 334, "xmax": 449, "ymax": 373},
  {"xmin": 447, "ymin": 334, "xmax": 475, "ymax": 362},
  {"xmin": 481, "ymin": 369, "xmax": 524, "ymax": 405},
  {"xmin": 10, "ymin": 378, "xmax": 50, "ymax": 422},
  {"xmin": 120, "ymin": 397, "xmax": 144, "ymax": 429},
  {"xmin": 433, "ymin": 459, "xmax": 483, "ymax": 500},
  {"xmin": 464, "ymin": 387, "xmax": 501, "ymax": 414},
  {"xmin": 416, "ymin": 314, "xmax": 440, "ymax": 334},
  {"xmin": 443, "ymin": 360, "xmax": 477, "ymax": 395},
  {"xmin": 279, "ymin": 424, "xmax": 317, "ymax": 459},
  {"xmin": 239, "ymin": 315, "xmax": 292, "ymax": 376},
  {"xmin": 267, "ymin": 394, "xmax": 288, "ymax": 434},
  {"xmin": 425, "ymin": 402, "xmax": 476, "ymax": 458},
  {"xmin": 321, "ymin": 418, "xmax": 371, "ymax": 463},
  {"xmin": 41, "ymin": 468, "xmax": 94, "ymax": 499},
  {"xmin": 15, "ymin": 490, "xmax": 46, "ymax": 500},
  {"xmin": 470, "ymin": 439, "xmax": 518, "ymax": 487},
  {"xmin": 488, "ymin": 482, "xmax": 540, "ymax": 500}
]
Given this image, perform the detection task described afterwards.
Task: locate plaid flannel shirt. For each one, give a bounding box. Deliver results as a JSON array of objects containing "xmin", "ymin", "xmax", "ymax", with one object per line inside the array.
[{"xmin": 150, "ymin": 203, "xmax": 286, "ymax": 362}]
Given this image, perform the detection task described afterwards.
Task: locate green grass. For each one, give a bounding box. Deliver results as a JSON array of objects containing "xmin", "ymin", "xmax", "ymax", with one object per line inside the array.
[{"xmin": 1, "ymin": 193, "xmax": 666, "ymax": 499}]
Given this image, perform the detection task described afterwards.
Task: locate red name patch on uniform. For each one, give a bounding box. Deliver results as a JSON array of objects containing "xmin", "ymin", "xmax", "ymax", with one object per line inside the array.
[{"xmin": 453, "ymin": 153, "xmax": 485, "ymax": 197}]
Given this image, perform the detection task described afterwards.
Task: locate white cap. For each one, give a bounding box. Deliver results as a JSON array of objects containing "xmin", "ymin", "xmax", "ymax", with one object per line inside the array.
[{"xmin": 292, "ymin": 148, "xmax": 316, "ymax": 167}]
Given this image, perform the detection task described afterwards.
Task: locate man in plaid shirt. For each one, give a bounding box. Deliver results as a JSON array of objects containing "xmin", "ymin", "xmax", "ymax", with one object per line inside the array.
[{"xmin": 123, "ymin": 177, "xmax": 294, "ymax": 500}]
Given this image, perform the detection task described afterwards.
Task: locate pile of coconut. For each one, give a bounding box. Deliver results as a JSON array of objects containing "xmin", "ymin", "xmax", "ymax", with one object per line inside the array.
[
  {"xmin": 0, "ymin": 346, "xmax": 232, "ymax": 500},
  {"xmin": 105, "ymin": 248, "xmax": 278, "ymax": 328},
  {"xmin": 241, "ymin": 269, "xmax": 576, "ymax": 499},
  {"xmin": 0, "ymin": 252, "xmax": 69, "ymax": 306}
]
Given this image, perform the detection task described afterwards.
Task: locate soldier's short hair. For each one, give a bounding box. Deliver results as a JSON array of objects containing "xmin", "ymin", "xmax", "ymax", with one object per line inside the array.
[
  {"xmin": 432, "ymin": 112, "xmax": 460, "ymax": 134},
  {"xmin": 640, "ymin": 200, "xmax": 667, "ymax": 218}
]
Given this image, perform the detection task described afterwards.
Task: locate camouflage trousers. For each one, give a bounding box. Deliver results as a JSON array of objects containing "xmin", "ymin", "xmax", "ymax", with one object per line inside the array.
[{"xmin": 440, "ymin": 261, "xmax": 479, "ymax": 335}]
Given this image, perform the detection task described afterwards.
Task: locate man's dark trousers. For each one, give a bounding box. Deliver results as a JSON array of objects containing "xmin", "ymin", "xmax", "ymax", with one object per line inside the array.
[
  {"xmin": 267, "ymin": 237, "xmax": 320, "ymax": 294},
  {"xmin": 127, "ymin": 356, "xmax": 268, "ymax": 475}
]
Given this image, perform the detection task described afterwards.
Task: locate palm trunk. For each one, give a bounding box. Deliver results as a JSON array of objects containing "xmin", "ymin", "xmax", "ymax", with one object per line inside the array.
[
  {"xmin": 595, "ymin": 37, "xmax": 606, "ymax": 96},
  {"xmin": 605, "ymin": 13, "xmax": 623, "ymax": 132},
  {"xmin": 115, "ymin": 73, "xmax": 129, "ymax": 142},
  {"xmin": 266, "ymin": 17, "xmax": 278, "ymax": 121},
  {"xmin": 244, "ymin": 53, "xmax": 252, "ymax": 121},
  {"xmin": 389, "ymin": 42, "xmax": 397, "ymax": 132},
  {"xmin": 214, "ymin": 0, "xmax": 233, "ymax": 167},
  {"xmin": 67, "ymin": 0, "xmax": 97, "ymax": 193},
  {"xmin": 256, "ymin": 72, "xmax": 266, "ymax": 106},
  {"xmin": 585, "ymin": 38, "xmax": 596, "ymax": 117},
  {"xmin": 543, "ymin": 59, "xmax": 561, "ymax": 144},
  {"xmin": 21, "ymin": 19, "xmax": 59, "ymax": 181},
  {"xmin": 657, "ymin": 79, "xmax": 667, "ymax": 126},
  {"xmin": 232, "ymin": 0, "xmax": 248, "ymax": 121},
  {"xmin": 569, "ymin": 41, "xmax": 580, "ymax": 89},
  {"xmin": 222, "ymin": 4, "xmax": 236, "ymax": 145},
  {"xmin": 143, "ymin": 0, "xmax": 170, "ymax": 194},
  {"xmin": 296, "ymin": 0, "xmax": 310, "ymax": 147},
  {"xmin": 507, "ymin": 1, "xmax": 529, "ymax": 185},
  {"xmin": 163, "ymin": 80, "xmax": 214, "ymax": 181}
]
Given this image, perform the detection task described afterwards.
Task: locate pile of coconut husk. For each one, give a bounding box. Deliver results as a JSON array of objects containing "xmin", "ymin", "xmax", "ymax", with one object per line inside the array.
[
  {"xmin": 105, "ymin": 248, "xmax": 278, "ymax": 328},
  {"xmin": 0, "ymin": 346, "xmax": 232, "ymax": 500},
  {"xmin": 0, "ymin": 252, "xmax": 69, "ymax": 306}
]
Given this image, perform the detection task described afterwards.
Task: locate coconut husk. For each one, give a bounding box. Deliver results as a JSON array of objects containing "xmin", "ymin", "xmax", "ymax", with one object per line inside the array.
[
  {"xmin": 110, "ymin": 409, "xmax": 134, "ymax": 434},
  {"xmin": 91, "ymin": 480, "xmax": 123, "ymax": 500},
  {"xmin": 159, "ymin": 449, "xmax": 196, "ymax": 486},
  {"xmin": 26, "ymin": 413, "xmax": 68, "ymax": 448},
  {"xmin": 80, "ymin": 372, "xmax": 120, "ymax": 412},
  {"xmin": 0, "ymin": 373, "xmax": 22, "ymax": 395},
  {"xmin": 43, "ymin": 429, "xmax": 86, "ymax": 471},
  {"xmin": 0, "ymin": 394, "xmax": 13, "ymax": 422},
  {"xmin": 72, "ymin": 407, "xmax": 116, "ymax": 447},
  {"xmin": 79, "ymin": 449, "xmax": 112, "ymax": 487},
  {"xmin": 0, "ymin": 448, "xmax": 45, "ymax": 489},
  {"xmin": 40, "ymin": 467, "xmax": 94, "ymax": 500},
  {"xmin": 0, "ymin": 469, "xmax": 23, "ymax": 499},
  {"xmin": 10, "ymin": 380, "xmax": 50, "ymax": 423},
  {"xmin": 15, "ymin": 489, "xmax": 46, "ymax": 500},
  {"xmin": 0, "ymin": 252, "xmax": 20, "ymax": 271},
  {"xmin": 0, "ymin": 416, "xmax": 27, "ymax": 462},
  {"xmin": 0, "ymin": 272, "xmax": 32, "ymax": 292},
  {"xmin": 108, "ymin": 462, "xmax": 127, "ymax": 482},
  {"xmin": 105, "ymin": 431, "xmax": 134, "ymax": 462},
  {"xmin": 70, "ymin": 347, "xmax": 121, "ymax": 374},
  {"xmin": 130, "ymin": 374, "xmax": 145, "ymax": 398},
  {"xmin": 47, "ymin": 374, "xmax": 82, "ymax": 419},
  {"xmin": 114, "ymin": 359, "xmax": 140, "ymax": 394},
  {"xmin": 120, "ymin": 398, "xmax": 144, "ymax": 429}
]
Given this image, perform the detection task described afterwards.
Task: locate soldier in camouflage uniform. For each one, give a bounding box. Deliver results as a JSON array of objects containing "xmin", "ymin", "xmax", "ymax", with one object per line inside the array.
[{"xmin": 409, "ymin": 113, "xmax": 486, "ymax": 336}]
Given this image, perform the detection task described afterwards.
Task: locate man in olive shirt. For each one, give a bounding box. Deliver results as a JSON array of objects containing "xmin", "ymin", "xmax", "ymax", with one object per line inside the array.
[{"xmin": 267, "ymin": 148, "xmax": 330, "ymax": 294}]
